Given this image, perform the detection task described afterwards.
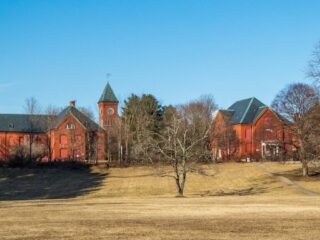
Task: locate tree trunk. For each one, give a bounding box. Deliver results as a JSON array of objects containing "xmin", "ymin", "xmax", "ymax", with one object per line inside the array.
[
  {"xmin": 125, "ymin": 135, "xmax": 129, "ymax": 163},
  {"xmin": 29, "ymin": 134, "xmax": 32, "ymax": 162},
  {"xmin": 302, "ymin": 160, "xmax": 309, "ymax": 177},
  {"xmin": 176, "ymin": 177, "xmax": 184, "ymax": 197},
  {"xmin": 299, "ymin": 140, "xmax": 308, "ymax": 177}
]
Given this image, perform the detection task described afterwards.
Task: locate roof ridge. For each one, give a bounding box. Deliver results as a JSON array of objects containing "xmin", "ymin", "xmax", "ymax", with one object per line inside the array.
[
  {"xmin": 220, "ymin": 109, "xmax": 234, "ymax": 112},
  {"xmin": 232, "ymin": 97, "xmax": 254, "ymax": 104},
  {"xmin": 240, "ymin": 97, "xmax": 254, "ymax": 123}
]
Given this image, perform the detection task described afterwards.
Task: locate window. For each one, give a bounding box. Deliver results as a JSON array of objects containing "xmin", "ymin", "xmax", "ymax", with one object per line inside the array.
[
  {"xmin": 76, "ymin": 135, "xmax": 81, "ymax": 143},
  {"xmin": 34, "ymin": 136, "xmax": 41, "ymax": 144},
  {"xmin": 106, "ymin": 119, "xmax": 112, "ymax": 127},
  {"xmin": 244, "ymin": 143, "xmax": 251, "ymax": 153},
  {"xmin": 285, "ymin": 131, "xmax": 289, "ymax": 140},
  {"xmin": 245, "ymin": 128, "xmax": 251, "ymax": 141},
  {"xmin": 277, "ymin": 130, "xmax": 283, "ymax": 140},
  {"xmin": 8, "ymin": 123, "xmax": 14, "ymax": 128},
  {"xmin": 8, "ymin": 137, "xmax": 15, "ymax": 146},
  {"xmin": 264, "ymin": 117, "xmax": 271, "ymax": 128},
  {"xmin": 66, "ymin": 123, "xmax": 75, "ymax": 129},
  {"xmin": 60, "ymin": 135, "xmax": 68, "ymax": 145},
  {"xmin": 19, "ymin": 137, "xmax": 24, "ymax": 145},
  {"xmin": 265, "ymin": 129, "xmax": 273, "ymax": 139},
  {"xmin": 74, "ymin": 149, "xmax": 82, "ymax": 160}
]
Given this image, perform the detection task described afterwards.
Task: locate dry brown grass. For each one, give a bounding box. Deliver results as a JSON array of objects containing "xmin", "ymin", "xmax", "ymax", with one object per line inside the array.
[
  {"xmin": 86, "ymin": 163, "xmax": 301, "ymax": 199},
  {"xmin": 264, "ymin": 162, "xmax": 320, "ymax": 193},
  {"xmin": 0, "ymin": 162, "xmax": 320, "ymax": 240},
  {"xmin": 0, "ymin": 197, "xmax": 320, "ymax": 240}
]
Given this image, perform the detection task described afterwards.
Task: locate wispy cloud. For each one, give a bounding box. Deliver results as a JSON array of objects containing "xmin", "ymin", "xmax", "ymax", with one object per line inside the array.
[{"xmin": 0, "ymin": 82, "xmax": 18, "ymax": 92}]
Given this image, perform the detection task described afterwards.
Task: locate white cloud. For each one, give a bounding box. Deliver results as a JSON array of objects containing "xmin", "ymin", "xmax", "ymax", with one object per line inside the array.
[{"xmin": 0, "ymin": 82, "xmax": 18, "ymax": 92}]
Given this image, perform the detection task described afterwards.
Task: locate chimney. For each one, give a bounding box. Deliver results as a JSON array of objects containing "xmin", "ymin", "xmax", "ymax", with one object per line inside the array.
[{"xmin": 70, "ymin": 100, "xmax": 76, "ymax": 107}]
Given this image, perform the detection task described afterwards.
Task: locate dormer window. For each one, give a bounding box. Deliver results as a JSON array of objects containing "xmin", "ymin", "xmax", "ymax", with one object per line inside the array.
[
  {"xmin": 66, "ymin": 123, "xmax": 75, "ymax": 129},
  {"xmin": 8, "ymin": 123, "xmax": 14, "ymax": 128}
]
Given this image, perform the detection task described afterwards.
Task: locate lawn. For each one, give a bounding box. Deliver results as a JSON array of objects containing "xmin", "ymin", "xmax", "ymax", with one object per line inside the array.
[
  {"xmin": 263, "ymin": 162, "xmax": 320, "ymax": 193},
  {"xmin": 0, "ymin": 162, "xmax": 320, "ymax": 240}
]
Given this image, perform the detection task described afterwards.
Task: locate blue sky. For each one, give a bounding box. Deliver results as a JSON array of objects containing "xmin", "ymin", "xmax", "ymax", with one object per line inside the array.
[{"xmin": 0, "ymin": 0, "xmax": 319, "ymax": 115}]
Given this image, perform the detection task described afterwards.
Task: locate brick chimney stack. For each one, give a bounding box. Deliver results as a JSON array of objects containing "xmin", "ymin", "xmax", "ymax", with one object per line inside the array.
[{"xmin": 70, "ymin": 100, "xmax": 76, "ymax": 107}]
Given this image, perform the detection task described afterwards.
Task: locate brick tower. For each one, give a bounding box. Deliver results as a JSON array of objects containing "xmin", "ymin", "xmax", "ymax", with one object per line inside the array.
[{"xmin": 98, "ymin": 82, "xmax": 119, "ymax": 130}]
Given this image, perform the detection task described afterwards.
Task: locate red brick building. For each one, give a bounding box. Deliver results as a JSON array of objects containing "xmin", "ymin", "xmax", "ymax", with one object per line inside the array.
[
  {"xmin": 211, "ymin": 97, "xmax": 296, "ymax": 161},
  {"xmin": 0, "ymin": 83, "xmax": 118, "ymax": 161}
]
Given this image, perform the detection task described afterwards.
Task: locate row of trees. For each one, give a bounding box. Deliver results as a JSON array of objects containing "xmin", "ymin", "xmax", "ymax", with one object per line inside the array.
[
  {"xmin": 105, "ymin": 95, "xmax": 217, "ymax": 196},
  {"xmin": 107, "ymin": 95, "xmax": 217, "ymax": 164}
]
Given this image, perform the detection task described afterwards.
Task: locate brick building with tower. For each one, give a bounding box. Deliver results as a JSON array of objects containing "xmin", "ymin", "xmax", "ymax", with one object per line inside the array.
[{"xmin": 0, "ymin": 83, "xmax": 118, "ymax": 161}]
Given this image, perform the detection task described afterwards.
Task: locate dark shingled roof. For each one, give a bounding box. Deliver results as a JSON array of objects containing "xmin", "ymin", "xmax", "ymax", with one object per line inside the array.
[
  {"xmin": 99, "ymin": 82, "xmax": 118, "ymax": 103},
  {"xmin": 219, "ymin": 110, "xmax": 235, "ymax": 123},
  {"xmin": 0, "ymin": 114, "xmax": 53, "ymax": 133},
  {"xmin": 219, "ymin": 97, "xmax": 291, "ymax": 125},
  {"xmin": 52, "ymin": 106, "xmax": 104, "ymax": 131},
  {"xmin": 0, "ymin": 107, "xmax": 104, "ymax": 133},
  {"xmin": 274, "ymin": 112, "xmax": 292, "ymax": 125},
  {"xmin": 227, "ymin": 97, "xmax": 267, "ymax": 124}
]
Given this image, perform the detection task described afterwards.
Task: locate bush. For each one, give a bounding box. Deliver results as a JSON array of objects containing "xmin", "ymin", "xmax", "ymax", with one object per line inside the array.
[
  {"xmin": 7, "ymin": 145, "xmax": 32, "ymax": 167},
  {"xmin": 2, "ymin": 143, "xmax": 90, "ymax": 169},
  {"xmin": 35, "ymin": 160, "xmax": 89, "ymax": 170},
  {"xmin": 7, "ymin": 143, "xmax": 46, "ymax": 168}
]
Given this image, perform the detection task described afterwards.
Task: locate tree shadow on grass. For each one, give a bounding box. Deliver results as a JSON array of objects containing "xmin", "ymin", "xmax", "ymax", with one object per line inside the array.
[
  {"xmin": 196, "ymin": 175, "xmax": 285, "ymax": 197},
  {"xmin": 0, "ymin": 167, "xmax": 108, "ymax": 201},
  {"xmin": 199, "ymin": 186, "xmax": 268, "ymax": 197},
  {"xmin": 274, "ymin": 167, "xmax": 320, "ymax": 182}
]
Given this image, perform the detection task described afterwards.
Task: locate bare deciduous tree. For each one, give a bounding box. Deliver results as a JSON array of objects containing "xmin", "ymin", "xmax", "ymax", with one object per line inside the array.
[
  {"xmin": 271, "ymin": 83, "xmax": 318, "ymax": 176},
  {"xmin": 24, "ymin": 97, "xmax": 41, "ymax": 162},
  {"xmin": 308, "ymin": 41, "xmax": 320, "ymax": 87},
  {"xmin": 78, "ymin": 106, "xmax": 95, "ymax": 121},
  {"xmin": 302, "ymin": 103, "xmax": 320, "ymax": 162},
  {"xmin": 211, "ymin": 111, "xmax": 239, "ymax": 161},
  {"xmin": 153, "ymin": 97, "xmax": 216, "ymax": 196},
  {"xmin": 44, "ymin": 105, "xmax": 61, "ymax": 161}
]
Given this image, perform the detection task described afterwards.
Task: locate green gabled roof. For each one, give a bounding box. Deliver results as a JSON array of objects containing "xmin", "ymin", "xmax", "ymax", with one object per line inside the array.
[
  {"xmin": 99, "ymin": 82, "xmax": 118, "ymax": 103},
  {"xmin": 227, "ymin": 97, "xmax": 267, "ymax": 124}
]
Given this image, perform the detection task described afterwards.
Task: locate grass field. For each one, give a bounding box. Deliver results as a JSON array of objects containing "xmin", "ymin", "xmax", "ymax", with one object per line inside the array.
[{"xmin": 0, "ymin": 162, "xmax": 320, "ymax": 239}]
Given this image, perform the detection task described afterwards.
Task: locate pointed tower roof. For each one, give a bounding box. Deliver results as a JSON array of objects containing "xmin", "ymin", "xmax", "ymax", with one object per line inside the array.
[{"xmin": 98, "ymin": 82, "xmax": 118, "ymax": 103}]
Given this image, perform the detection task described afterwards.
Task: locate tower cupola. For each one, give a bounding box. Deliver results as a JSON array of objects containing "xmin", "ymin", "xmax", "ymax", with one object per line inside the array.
[{"xmin": 98, "ymin": 82, "xmax": 119, "ymax": 129}]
